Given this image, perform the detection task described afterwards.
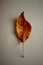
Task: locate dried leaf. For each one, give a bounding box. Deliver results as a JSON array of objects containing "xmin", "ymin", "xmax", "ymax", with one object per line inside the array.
[{"xmin": 16, "ymin": 12, "xmax": 32, "ymax": 42}]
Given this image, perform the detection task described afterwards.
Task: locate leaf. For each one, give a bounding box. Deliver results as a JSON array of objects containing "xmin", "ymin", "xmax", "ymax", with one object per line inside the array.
[{"xmin": 16, "ymin": 12, "xmax": 32, "ymax": 42}]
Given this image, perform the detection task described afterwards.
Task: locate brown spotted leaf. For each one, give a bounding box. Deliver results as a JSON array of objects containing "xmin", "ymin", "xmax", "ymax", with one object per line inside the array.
[{"xmin": 16, "ymin": 12, "xmax": 32, "ymax": 42}]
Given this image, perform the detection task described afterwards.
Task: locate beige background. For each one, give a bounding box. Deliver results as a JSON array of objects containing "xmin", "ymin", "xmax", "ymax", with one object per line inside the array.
[{"xmin": 0, "ymin": 0, "xmax": 43, "ymax": 65}]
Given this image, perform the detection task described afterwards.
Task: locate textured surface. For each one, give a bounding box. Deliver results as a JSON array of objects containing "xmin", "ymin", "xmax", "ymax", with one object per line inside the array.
[{"xmin": 0, "ymin": 0, "xmax": 43, "ymax": 65}]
